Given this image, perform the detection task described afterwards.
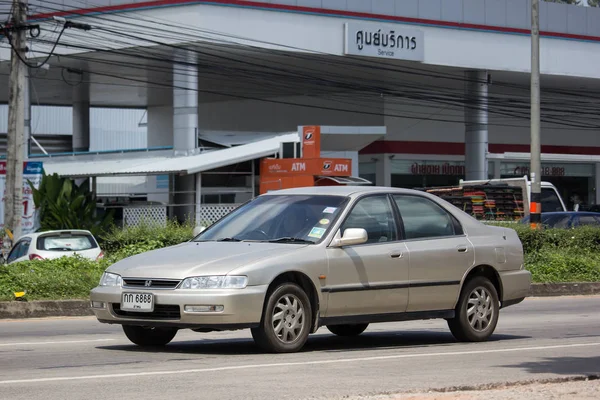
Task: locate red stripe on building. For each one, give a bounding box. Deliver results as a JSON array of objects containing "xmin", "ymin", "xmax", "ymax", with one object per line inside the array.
[
  {"xmin": 359, "ymin": 141, "xmax": 600, "ymax": 156},
  {"xmin": 30, "ymin": 0, "xmax": 600, "ymax": 43}
]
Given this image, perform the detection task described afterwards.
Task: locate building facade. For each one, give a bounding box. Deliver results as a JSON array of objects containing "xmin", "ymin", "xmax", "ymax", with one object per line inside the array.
[{"xmin": 1, "ymin": 0, "xmax": 600, "ymax": 217}]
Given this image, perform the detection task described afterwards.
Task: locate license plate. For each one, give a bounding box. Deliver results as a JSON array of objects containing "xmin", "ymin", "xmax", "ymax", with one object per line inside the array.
[{"xmin": 121, "ymin": 292, "xmax": 154, "ymax": 312}]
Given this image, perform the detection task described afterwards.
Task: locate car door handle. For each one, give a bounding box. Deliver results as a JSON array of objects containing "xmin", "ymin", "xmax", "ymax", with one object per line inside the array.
[
  {"xmin": 457, "ymin": 246, "xmax": 468, "ymax": 253},
  {"xmin": 390, "ymin": 251, "xmax": 403, "ymax": 258}
]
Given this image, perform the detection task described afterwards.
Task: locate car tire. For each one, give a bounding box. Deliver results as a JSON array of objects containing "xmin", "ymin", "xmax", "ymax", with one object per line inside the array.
[
  {"xmin": 327, "ymin": 324, "xmax": 369, "ymax": 337},
  {"xmin": 122, "ymin": 325, "xmax": 178, "ymax": 347},
  {"xmin": 251, "ymin": 282, "xmax": 312, "ymax": 353},
  {"xmin": 447, "ymin": 276, "xmax": 500, "ymax": 342}
]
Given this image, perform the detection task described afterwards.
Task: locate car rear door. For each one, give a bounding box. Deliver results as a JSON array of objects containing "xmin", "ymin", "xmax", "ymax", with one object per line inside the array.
[
  {"xmin": 392, "ymin": 194, "xmax": 474, "ymax": 313},
  {"xmin": 324, "ymin": 194, "xmax": 409, "ymax": 318}
]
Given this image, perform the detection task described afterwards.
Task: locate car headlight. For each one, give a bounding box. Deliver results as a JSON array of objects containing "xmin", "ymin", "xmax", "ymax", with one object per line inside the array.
[
  {"xmin": 99, "ymin": 272, "xmax": 123, "ymax": 287},
  {"xmin": 180, "ymin": 276, "xmax": 248, "ymax": 289}
]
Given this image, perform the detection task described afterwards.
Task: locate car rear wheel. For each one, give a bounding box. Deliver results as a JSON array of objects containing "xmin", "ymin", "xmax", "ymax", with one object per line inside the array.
[
  {"xmin": 122, "ymin": 325, "xmax": 178, "ymax": 347},
  {"xmin": 327, "ymin": 324, "xmax": 369, "ymax": 337},
  {"xmin": 251, "ymin": 282, "xmax": 312, "ymax": 353},
  {"xmin": 447, "ymin": 276, "xmax": 499, "ymax": 342}
]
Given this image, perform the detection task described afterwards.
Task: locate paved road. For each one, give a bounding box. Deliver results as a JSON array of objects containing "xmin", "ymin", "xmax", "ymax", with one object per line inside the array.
[{"xmin": 0, "ymin": 296, "xmax": 599, "ymax": 400}]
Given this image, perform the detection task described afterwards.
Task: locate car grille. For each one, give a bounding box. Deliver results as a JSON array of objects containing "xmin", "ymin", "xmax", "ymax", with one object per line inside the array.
[
  {"xmin": 112, "ymin": 304, "xmax": 181, "ymax": 320},
  {"xmin": 122, "ymin": 278, "xmax": 181, "ymax": 289}
]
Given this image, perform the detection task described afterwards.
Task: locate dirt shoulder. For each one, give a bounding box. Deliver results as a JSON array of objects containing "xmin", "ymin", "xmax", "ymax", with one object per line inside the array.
[{"xmin": 352, "ymin": 379, "xmax": 600, "ymax": 400}]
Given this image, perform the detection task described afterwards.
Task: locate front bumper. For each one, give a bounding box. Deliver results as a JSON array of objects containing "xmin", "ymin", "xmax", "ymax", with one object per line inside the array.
[
  {"xmin": 499, "ymin": 269, "xmax": 532, "ymax": 306},
  {"xmin": 89, "ymin": 285, "xmax": 268, "ymax": 329}
]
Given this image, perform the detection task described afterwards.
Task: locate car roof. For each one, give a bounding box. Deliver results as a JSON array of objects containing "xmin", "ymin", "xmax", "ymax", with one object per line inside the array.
[
  {"xmin": 263, "ymin": 186, "xmax": 422, "ymax": 197},
  {"xmin": 19, "ymin": 229, "xmax": 95, "ymax": 240}
]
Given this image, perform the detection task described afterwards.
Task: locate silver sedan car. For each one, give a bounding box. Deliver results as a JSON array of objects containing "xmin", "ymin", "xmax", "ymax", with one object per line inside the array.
[{"xmin": 90, "ymin": 186, "xmax": 531, "ymax": 353}]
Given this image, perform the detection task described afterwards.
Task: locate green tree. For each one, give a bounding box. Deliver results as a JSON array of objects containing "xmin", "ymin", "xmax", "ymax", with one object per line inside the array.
[
  {"xmin": 588, "ymin": 0, "xmax": 600, "ymax": 6},
  {"xmin": 28, "ymin": 172, "xmax": 114, "ymax": 236}
]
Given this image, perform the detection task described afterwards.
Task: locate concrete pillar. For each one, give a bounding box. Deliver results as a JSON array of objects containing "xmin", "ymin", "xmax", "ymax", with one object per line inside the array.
[
  {"xmin": 174, "ymin": 174, "xmax": 195, "ymax": 223},
  {"xmin": 493, "ymin": 160, "xmax": 501, "ymax": 179},
  {"xmin": 173, "ymin": 50, "xmax": 198, "ymax": 155},
  {"xmin": 195, "ymin": 173, "xmax": 202, "ymax": 226},
  {"xmin": 375, "ymin": 154, "xmax": 392, "ymax": 187},
  {"xmin": 464, "ymin": 70, "xmax": 489, "ymax": 180},
  {"xmin": 72, "ymin": 71, "xmax": 90, "ymax": 152},
  {"xmin": 24, "ymin": 70, "xmax": 30, "ymax": 159},
  {"xmin": 172, "ymin": 50, "xmax": 198, "ymax": 222}
]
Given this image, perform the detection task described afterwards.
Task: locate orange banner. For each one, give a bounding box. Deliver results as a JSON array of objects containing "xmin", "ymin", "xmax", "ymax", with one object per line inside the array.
[
  {"xmin": 261, "ymin": 158, "xmax": 352, "ymax": 176},
  {"xmin": 302, "ymin": 126, "xmax": 321, "ymax": 159}
]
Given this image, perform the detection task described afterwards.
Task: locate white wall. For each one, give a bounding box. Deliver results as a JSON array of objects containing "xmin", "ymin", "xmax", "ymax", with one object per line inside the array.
[
  {"xmin": 90, "ymin": 108, "xmax": 147, "ymax": 151},
  {"xmin": 147, "ymin": 106, "xmax": 174, "ymax": 147},
  {"xmin": 198, "ymin": 95, "xmax": 383, "ymax": 132}
]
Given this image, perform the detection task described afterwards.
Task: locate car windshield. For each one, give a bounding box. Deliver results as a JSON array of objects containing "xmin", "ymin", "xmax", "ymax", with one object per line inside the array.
[
  {"xmin": 195, "ymin": 195, "xmax": 348, "ymax": 244},
  {"xmin": 37, "ymin": 234, "xmax": 97, "ymax": 251}
]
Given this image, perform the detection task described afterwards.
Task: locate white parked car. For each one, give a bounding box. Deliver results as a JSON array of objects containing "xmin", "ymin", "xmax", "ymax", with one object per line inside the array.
[{"xmin": 4, "ymin": 230, "xmax": 104, "ymax": 264}]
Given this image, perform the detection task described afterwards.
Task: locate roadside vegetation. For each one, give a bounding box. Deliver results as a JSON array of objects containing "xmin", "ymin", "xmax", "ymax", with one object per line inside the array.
[{"xmin": 0, "ymin": 222, "xmax": 599, "ymax": 301}]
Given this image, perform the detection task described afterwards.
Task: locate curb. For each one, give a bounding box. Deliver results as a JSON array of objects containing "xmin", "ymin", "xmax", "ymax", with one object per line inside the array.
[
  {"xmin": 0, "ymin": 283, "xmax": 599, "ymax": 320},
  {"xmin": 0, "ymin": 300, "xmax": 93, "ymax": 319},
  {"xmin": 530, "ymin": 282, "xmax": 600, "ymax": 297}
]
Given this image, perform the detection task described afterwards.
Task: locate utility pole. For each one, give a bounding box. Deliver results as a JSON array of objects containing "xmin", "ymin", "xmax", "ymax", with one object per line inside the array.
[
  {"xmin": 530, "ymin": 0, "xmax": 542, "ymax": 229},
  {"xmin": 4, "ymin": 0, "xmax": 27, "ymax": 253}
]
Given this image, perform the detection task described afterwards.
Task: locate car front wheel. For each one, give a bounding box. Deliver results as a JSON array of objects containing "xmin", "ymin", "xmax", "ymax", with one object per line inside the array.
[
  {"xmin": 447, "ymin": 276, "xmax": 500, "ymax": 342},
  {"xmin": 251, "ymin": 283, "xmax": 312, "ymax": 353},
  {"xmin": 122, "ymin": 325, "xmax": 178, "ymax": 347}
]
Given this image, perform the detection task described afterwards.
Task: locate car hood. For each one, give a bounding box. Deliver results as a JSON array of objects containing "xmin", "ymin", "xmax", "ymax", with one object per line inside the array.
[{"xmin": 106, "ymin": 241, "xmax": 308, "ymax": 279}]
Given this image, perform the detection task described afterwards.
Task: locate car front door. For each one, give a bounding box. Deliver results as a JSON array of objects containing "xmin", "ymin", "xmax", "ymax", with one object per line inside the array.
[
  {"xmin": 392, "ymin": 194, "xmax": 474, "ymax": 313},
  {"xmin": 324, "ymin": 194, "xmax": 409, "ymax": 318}
]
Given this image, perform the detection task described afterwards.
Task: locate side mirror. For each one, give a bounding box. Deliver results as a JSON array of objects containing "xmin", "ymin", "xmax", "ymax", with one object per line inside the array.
[
  {"xmin": 193, "ymin": 226, "xmax": 206, "ymax": 236},
  {"xmin": 331, "ymin": 228, "xmax": 368, "ymax": 247}
]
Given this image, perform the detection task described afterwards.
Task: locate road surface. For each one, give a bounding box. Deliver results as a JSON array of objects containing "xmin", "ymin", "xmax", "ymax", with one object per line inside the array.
[{"xmin": 0, "ymin": 296, "xmax": 599, "ymax": 400}]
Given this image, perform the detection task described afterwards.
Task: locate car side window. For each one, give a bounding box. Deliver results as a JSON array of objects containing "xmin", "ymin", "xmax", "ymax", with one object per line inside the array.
[
  {"xmin": 541, "ymin": 188, "xmax": 563, "ymax": 212},
  {"xmin": 577, "ymin": 216, "xmax": 600, "ymax": 227},
  {"xmin": 340, "ymin": 195, "xmax": 398, "ymax": 244},
  {"xmin": 7, "ymin": 241, "xmax": 23, "ymax": 263},
  {"xmin": 393, "ymin": 195, "xmax": 457, "ymax": 240},
  {"xmin": 19, "ymin": 239, "xmax": 30, "ymax": 258}
]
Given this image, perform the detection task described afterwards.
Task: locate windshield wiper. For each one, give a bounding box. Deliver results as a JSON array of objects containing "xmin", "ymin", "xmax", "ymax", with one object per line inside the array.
[
  {"xmin": 267, "ymin": 237, "xmax": 314, "ymax": 244},
  {"xmin": 216, "ymin": 237, "xmax": 243, "ymax": 242}
]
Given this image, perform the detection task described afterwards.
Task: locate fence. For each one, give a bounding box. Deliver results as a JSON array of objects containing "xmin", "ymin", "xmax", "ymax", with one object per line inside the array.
[{"xmin": 122, "ymin": 204, "xmax": 240, "ymax": 227}]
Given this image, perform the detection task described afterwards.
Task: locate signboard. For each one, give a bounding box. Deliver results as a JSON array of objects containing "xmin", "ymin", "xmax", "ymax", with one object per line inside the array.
[
  {"xmin": 261, "ymin": 158, "xmax": 352, "ymax": 177},
  {"xmin": 501, "ymin": 162, "xmax": 594, "ymax": 178},
  {"xmin": 0, "ymin": 161, "xmax": 43, "ymax": 236},
  {"xmin": 344, "ymin": 22, "xmax": 424, "ymax": 62},
  {"xmin": 410, "ymin": 162, "xmax": 465, "ymax": 176},
  {"xmin": 301, "ymin": 126, "xmax": 321, "ymax": 159}
]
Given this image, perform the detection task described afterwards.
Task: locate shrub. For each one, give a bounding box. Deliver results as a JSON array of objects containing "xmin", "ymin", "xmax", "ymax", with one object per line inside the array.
[
  {"xmin": 99, "ymin": 220, "xmax": 195, "ymax": 254},
  {"xmin": 0, "ymin": 256, "xmax": 110, "ymax": 301},
  {"xmin": 526, "ymin": 249, "xmax": 600, "ymax": 283}
]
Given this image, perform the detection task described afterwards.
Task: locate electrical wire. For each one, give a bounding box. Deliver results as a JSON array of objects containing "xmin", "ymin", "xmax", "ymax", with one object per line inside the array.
[{"xmin": 11, "ymin": 0, "xmax": 600, "ymax": 131}]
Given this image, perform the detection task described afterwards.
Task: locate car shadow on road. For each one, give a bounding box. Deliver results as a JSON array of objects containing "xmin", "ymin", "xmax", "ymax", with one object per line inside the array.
[
  {"xmin": 501, "ymin": 356, "xmax": 600, "ymax": 376},
  {"xmin": 97, "ymin": 330, "xmax": 530, "ymax": 355}
]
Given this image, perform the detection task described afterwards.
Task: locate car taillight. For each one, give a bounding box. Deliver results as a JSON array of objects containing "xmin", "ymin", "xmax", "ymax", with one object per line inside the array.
[
  {"xmin": 29, "ymin": 254, "xmax": 44, "ymax": 261},
  {"xmin": 96, "ymin": 251, "xmax": 104, "ymax": 260}
]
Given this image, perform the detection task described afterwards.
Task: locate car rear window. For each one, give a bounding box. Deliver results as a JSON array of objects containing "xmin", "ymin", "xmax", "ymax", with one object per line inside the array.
[{"xmin": 37, "ymin": 234, "xmax": 97, "ymax": 251}]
